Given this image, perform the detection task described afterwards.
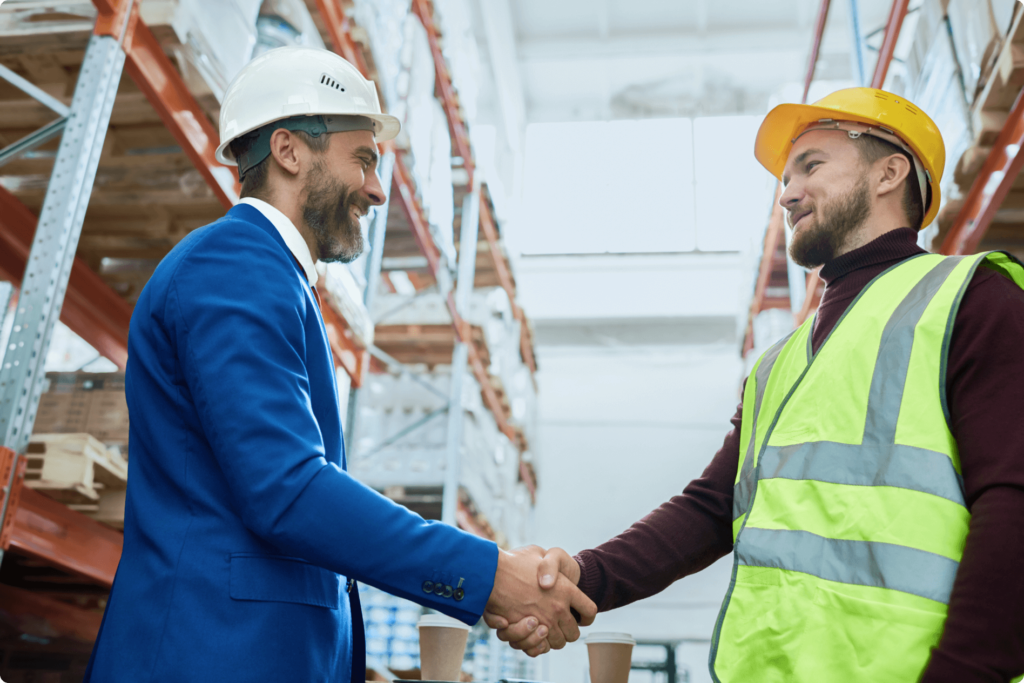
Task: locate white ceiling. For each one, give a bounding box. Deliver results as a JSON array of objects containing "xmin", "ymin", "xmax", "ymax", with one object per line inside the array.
[
  {"xmin": 467, "ymin": 0, "xmax": 909, "ymax": 326},
  {"xmin": 476, "ymin": 0, "xmax": 904, "ymax": 123}
]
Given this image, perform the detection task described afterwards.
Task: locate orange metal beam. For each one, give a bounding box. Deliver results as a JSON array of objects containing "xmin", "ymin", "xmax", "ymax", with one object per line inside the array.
[
  {"xmin": 314, "ymin": 0, "xmax": 371, "ymax": 78},
  {"xmin": 0, "ymin": 0, "xmax": 240, "ymax": 372},
  {"xmin": 519, "ymin": 460, "xmax": 537, "ymax": 504},
  {"xmin": 871, "ymin": 0, "xmax": 911, "ymax": 89},
  {"xmin": 743, "ymin": 187, "xmax": 785, "ymax": 355},
  {"xmin": 0, "ymin": 583, "xmax": 104, "ymax": 643},
  {"xmin": 117, "ymin": 18, "xmax": 240, "ymax": 209},
  {"xmin": 6, "ymin": 487, "xmax": 123, "ymax": 587},
  {"xmin": 392, "ymin": 153, "xmax": 443, "ymax": 278},
  {"xmin": 312, "ymin": 3, "xmax": 535, "ymax": 473},
  {"xmin": 1, "ymin": 0, "xmax": 244, "ymax": 368},
  {"xmin": 1, "ymin": 447, "xmax": 122, "ymax": 587},
  {"xmin": 479, "ymin": 202, "xmax": 517, "ymax": 319},
  {"xmin": 0, "ymin": 188, "xmax": 132, "ymax": 369},
  {"xmin": 320, "ymin": 292, "xmax": 369, "ymax": 388},
  {"xmin": 92, "ymin": 0, "xmax": 135, "ymax": 38},
  {"xmin": 796, "ymin": 270, "xmax": 823, "ymax": 324},
  {"xmin": 456, "ymin": 498, "xmax": 495, "ymax": 542},
  {"xmin": 467, "ymin": 343, "xmax": 514, "ymax": 441},
  {"xmin": 940, "ymin": 89, "xmax": 1024, "ymax": 255},
  {"xmin": 480, "ymin": 200, "xmax": 537, "ymax": 373},
  {"xmin": 411, "ymin": 0, "xmax": 536, "ymax": 373},
  {"xmin": 0, "ymin": 447, "xmax": 26, "ymax": 553},
  {"xmin": 411, "ymin": 0, "xmax": 474, "ymax": 181},
  {"xmin": 802, "ymin": 0, "xmax": 833, "ymax": 104}
]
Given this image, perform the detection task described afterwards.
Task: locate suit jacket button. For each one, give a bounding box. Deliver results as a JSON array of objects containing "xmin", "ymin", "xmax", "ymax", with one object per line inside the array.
[
  {"xmin": 443, "ymin": 585, "xmax": 453, "ymax": 599},
  {"xmin": 453, "ymin": 588, "xmax": 465, "ymax": 601},
  {"xmin": 433, "ymin": 583, "xmax": 445, "ymax": 596},
  {"xmin": 422, "ymin": 581, "xmax": 435, "ymax": 594}
]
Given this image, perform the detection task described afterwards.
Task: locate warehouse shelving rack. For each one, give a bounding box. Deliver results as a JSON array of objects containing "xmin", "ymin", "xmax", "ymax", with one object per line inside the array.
[
  {"xmin": 937, "ymin": 7, "xmax": 1024, "ymax": 259},
  {"xmin": 321, "ymin": 0, "xmax": 538, "ymax": 517},
  {"xmin": 0, "ymin": 0, "xmax": 539, "ymax": 656}
]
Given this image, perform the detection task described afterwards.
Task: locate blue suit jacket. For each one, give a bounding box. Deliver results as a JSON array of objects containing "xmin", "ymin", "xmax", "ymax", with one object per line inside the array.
[{"xmin": 85, "ymin": 204, "xmax": 498, "ymax": 682}]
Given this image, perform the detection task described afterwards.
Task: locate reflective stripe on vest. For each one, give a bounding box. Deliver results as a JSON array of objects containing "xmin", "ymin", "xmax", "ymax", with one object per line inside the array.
[{"xmin": 710, "ymin": 250, "xmax": 1024, "ymax": 683}]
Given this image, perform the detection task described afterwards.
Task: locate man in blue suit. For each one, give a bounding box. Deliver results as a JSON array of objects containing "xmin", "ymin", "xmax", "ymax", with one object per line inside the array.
[{"xmin": 84, "ymin": 47, "xmax": 595, "ymax": 682}]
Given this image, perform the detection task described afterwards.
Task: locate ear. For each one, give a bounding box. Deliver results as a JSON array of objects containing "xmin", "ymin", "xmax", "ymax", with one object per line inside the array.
[
  {"xmin": 268, "ymin": 129, "xmax": 302, "ymax": 177},
  {"xmin": 875, "ymin": 153, "xmax": 911, "ymax": 199}
]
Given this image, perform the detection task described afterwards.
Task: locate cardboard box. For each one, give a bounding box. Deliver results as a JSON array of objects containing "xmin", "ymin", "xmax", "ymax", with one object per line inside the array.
[{"xmin": 33, "ymin": 373, "xmax": 129, "ymax": 451}]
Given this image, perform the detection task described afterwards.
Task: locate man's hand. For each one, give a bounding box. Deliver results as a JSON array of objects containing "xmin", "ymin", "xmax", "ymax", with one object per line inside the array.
[{"xmin": 483, "ymin": 546, "xmax": 594, "ymax": 657}]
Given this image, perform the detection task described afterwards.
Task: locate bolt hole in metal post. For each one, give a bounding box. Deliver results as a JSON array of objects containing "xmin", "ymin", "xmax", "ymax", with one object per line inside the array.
[{"xmin": 0, "ymin": 34, "xmax": 125, "ymax": 566}]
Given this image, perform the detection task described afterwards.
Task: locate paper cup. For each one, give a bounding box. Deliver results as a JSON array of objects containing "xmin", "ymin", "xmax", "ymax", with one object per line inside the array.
[
  {"xmin": 586, "ymin": 632, "xmax": 635, "ymax": 683},
  {"xmin": 418, "ymin": 613, "xmax": 470, "ymax": 681}
]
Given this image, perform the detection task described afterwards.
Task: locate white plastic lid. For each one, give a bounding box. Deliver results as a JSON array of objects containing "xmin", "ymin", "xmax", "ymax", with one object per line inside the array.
[
  {"xmin": 585, "ymin": 632, "xmax": 636, "ymax": 645},
  {"xmin": 417, "ymin": 613, "xmax": 471, "ymax": 631}
]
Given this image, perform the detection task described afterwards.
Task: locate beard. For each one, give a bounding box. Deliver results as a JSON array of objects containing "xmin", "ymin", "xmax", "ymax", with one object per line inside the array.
[
  {"xmin": 301, "ymin": 158, "xmax": 369, "ymax": 264},
  {"xmin": 788, "ymin": 176, "xmax": 872, "ymax": 269}
]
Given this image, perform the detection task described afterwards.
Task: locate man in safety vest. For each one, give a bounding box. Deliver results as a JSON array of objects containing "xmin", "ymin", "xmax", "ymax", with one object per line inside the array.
[{"xmin": 491, "ymin": 88, "xmax": 1024, "ymax": 681}]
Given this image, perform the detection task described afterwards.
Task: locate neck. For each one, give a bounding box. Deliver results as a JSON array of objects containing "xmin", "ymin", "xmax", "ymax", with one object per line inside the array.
[
  {"xmin": 258, "ymin": 186, "xmax": 318, "ymax": 261},
  {"xmin": 833, "ymin": 206, "xmax": 911, "ymax": 261}
]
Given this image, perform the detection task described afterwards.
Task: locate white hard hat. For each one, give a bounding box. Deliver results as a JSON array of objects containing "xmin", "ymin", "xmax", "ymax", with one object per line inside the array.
[{"xmin": 215, "ymin": 46, "xmax": 400, "ymax": 169}]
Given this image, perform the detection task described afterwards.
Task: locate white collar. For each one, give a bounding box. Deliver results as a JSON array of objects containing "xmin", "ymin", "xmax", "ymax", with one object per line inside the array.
[{"xmin": 239, "ymin": 197, "xmax": 318, "ymax": 286}]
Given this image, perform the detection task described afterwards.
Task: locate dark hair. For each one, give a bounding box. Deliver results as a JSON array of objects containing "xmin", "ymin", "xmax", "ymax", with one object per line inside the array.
[
  {"xmin": 229, "ymin": 126, "xmax": 331, "ymax": 198},
  {"xmin": 854, "ymin": 134, "xmax": 928, "ymax": 230}
]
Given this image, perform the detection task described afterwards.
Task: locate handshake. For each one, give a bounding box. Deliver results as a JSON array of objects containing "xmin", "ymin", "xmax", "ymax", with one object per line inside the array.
[{"xmin": 483, "ymin": 545, "xmax": 599, "ymax": 657}]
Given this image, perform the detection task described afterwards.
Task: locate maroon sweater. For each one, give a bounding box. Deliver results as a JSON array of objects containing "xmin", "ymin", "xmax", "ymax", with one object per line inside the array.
[{"xmin": 575, "ymin": 228, "xmax": 1024, "ymax": 682}]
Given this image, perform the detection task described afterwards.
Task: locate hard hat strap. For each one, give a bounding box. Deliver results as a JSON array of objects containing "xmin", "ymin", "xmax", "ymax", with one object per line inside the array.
[
  {"xmin": 795, "ymin": 119, "xmax": 930, "ymax": 213},
  {"xmin": 236, "ymin": 114, "xmax": 376, "ymax": 180}
]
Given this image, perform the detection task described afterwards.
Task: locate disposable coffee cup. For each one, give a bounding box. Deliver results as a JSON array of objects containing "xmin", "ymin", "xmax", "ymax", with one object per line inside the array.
[
  {"xmin": 417, "ymin": 613, "xmax": 470, "ymax": 681},
  {"xmin": 586, "ymin": 632, "xmax": 636, "ymax": 683}
]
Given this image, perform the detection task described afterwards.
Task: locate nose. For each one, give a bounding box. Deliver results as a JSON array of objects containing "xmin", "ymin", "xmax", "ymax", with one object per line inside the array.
[
  {"xmin": 778, "ymin": 179, "xmax": 803, "ymax": 210},
  {"xmin": 363, "ymin": 168, "xmax": 386, "ymax": 206}
]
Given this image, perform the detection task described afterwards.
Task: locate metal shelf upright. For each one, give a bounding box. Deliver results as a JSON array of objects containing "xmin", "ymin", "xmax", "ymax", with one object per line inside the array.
[
  {"xmin": 0, "ymin": 0, "xmax": 372, "ymax": 593},
  {"xmin": 1, "ymin": 10, "xmax": 131, "ymax": 576}
]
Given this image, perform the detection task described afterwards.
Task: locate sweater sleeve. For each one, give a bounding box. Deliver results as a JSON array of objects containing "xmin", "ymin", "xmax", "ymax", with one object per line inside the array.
[
  {"xmin": 921, "ymin": 266, "xmax": 1024, "ymax": 682},
  {"xmin": 574, "ymin": 395, "xmax": 741, "ymax": 612}
]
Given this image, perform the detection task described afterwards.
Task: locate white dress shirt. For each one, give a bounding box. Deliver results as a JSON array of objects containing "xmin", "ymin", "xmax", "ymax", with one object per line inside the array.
[{"xmin": 239, "ymin": 197, "xmax": 318, "ymax": 286}]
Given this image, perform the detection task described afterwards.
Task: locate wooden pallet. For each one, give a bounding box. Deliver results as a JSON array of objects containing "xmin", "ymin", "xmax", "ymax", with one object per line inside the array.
[
  {"xmin": 24, "ymin": 433, "xmax": 128, "ymax": 506},
  {"xmin": 73, "ymin": 489, "xmax": 126, "ymax": 530}
]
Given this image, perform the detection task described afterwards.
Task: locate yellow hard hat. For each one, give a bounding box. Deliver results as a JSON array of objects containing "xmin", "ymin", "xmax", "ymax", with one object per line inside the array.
[{"xmin": 754, "ymin": 87, "xmax": 946, "ymax": 228}]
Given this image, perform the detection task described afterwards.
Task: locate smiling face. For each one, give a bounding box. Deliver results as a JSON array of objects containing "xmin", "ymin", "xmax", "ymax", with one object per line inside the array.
[
  {"xmin": 300, "ymin": 129, "xmax": 385, "ymax": 263},
  {"xmin": 779, "ymin": 130, "xmax": 874, "ymax": 269}
]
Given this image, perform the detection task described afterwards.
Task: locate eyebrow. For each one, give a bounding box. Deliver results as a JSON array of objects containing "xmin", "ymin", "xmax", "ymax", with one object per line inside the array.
[
  {"xmin": 354, "ymin": 145, "xmax": 379, "ymax": 166},
  {"xmin": 783, "ymin": 148, "xmax": 827, "ymax": 185}
]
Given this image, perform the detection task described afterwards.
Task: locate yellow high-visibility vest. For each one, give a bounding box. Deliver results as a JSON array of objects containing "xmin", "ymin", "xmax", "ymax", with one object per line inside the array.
[{"xmin": 710, "ymin": 251, "xmax": 1024, "ymax": 682}]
